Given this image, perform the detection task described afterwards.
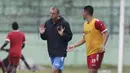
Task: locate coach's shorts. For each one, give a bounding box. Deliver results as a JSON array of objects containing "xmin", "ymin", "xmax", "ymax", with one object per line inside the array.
[
  {"xmin": 87, "ymin": 52, "xmax": 104, "ymax": 69},
  {"xmin": 8, "ymin": 55, "xmax": 20, "ymax": 67},
  {"xmin": 50, "ymin": 56, "xmax": 65, "ymax": 70}
]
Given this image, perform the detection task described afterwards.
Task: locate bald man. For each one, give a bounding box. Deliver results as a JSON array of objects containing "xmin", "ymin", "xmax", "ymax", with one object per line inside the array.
[{"xmin": 39, "ymin": 6, "xmax": 73, "ymax": 73}]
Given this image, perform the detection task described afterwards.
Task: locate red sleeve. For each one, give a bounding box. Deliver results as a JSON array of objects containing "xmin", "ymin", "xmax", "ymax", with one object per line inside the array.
[
  {"xmin": 6, "ymin": 33, "xmax": 11, "ymax": 41},
  {"xmin": 95, "ymin": 19, "xmax": 107, "ymax": 33}
]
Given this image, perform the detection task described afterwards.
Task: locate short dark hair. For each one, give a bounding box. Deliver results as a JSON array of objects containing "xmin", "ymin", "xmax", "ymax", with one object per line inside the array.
[
  {"xmin": 12, "ymin": 22, "xmax": 19, "ymax": 30},
  {"xmin": 51, "ymin": 6, "xmax": 60, "ymax": 14},
  {"xmin": 83, "ymin": 5, "xmax": 94, "ymax": 16}
]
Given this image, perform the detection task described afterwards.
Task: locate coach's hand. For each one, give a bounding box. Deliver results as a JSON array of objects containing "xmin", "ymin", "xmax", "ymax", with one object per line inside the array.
[
  {"xmin": 39, "ymin": 24, "xmax": 46, "ymax": 34},
  {"xmin": 57, "ymin": 25, "xmax": 65, "ymax": 36},
  {"xmin": 67, "ymin": 45, "xmax": 75, "ymax": 52}
]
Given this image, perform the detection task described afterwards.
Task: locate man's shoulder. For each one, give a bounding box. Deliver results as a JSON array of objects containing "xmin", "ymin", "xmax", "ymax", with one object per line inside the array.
[
  {"xmin": 63, "ymin": 19, "xmax": 68, "ymax": 23},
  {"xmin": 8, "ymin": 31, "xmax": 12, "ymax": 34},
  {"xmin": 94, "ymin": 18, "xmax": 104, "ymax": 27},
  {"xmin": 95, "ymin": 18, "xmax": 103, "ymax": 23},
  {"xmin": 8, "ymin": 31, "xmax": 14, "ymax": 35},
  {"xmin": 19, "ymin": 31, "xmax": 25, "ymax": 35},
  {"xmin": 60, "ymin": 18, "xmax": 69, "ymax": 25}
]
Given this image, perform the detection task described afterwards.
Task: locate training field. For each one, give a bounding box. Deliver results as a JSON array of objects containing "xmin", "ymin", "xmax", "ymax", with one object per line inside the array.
[
  {"xmin": 0, "ymin": 33, "xmax": 130, "ymax": 73},
  {"xmin": 0, "ymin": 33, "xmax": 129, "ymax": 65},
  {"xmin": 0, "ymin": 65, "xmax": 130, "ymax": 73}
]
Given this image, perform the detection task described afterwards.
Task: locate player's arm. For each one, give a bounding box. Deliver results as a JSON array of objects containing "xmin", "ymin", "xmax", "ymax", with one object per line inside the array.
[
  {"xmin": 1, "ymin": 33, "xmax": 10, "ymax": 50},
  {"xmin": 0, "ymin": 40, "xmax": 9, "ymax": 50},
  {"xmin": 1, "ymin": 48, "xmax": 9, "ymax": 52},
  {"xmin": 22, "ymin": 33, "xmax": 26, "ymax": 49},
  {"xmin": 95, "ymin": 20, "xmax": 109, "ymax": 52},
  {"xmin": 67, "ymin": 35, "xmax": 85, "ymax": 51},
  {"xmin": 73, "ymin": 35, "xmax": 85, "ymax": 48},
  {"xmin": 102, "ymin": 31, "xmax": 109, "ymax": 47},
  {"xmin": 22, "ymin": 43, "xmax": 25, "ymax": 49}
]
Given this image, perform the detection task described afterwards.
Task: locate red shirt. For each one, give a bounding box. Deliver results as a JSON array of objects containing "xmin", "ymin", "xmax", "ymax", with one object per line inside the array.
[{"xmin": 6, "ymin": 30, "xmax": 26, "ymax": 57}]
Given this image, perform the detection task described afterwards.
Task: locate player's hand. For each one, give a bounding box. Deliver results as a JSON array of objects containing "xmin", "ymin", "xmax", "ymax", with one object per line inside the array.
[
  {"xmin": 39, "ymin": 24, "xmax": 46, "ymax": 34},
  {"xmin": 99, "ymin": 45, "xmax": 105, "ymax": 53},
  {"xmin": 67, "ymin": 45, "xmax": 75, "ymax": 52},
  {"xmin": 57, "ymin": 25, "xmax": 65, "ymax": 36}
]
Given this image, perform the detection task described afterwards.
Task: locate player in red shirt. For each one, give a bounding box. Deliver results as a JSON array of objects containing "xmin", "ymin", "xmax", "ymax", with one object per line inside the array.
[{"xmin": 0, "ymin": 22, "xmax": 26, "ymax": 73}]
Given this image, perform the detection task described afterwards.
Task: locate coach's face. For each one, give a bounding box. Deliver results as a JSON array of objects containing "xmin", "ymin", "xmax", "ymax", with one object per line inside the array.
[
  {"xmin": 50, "ymin": 8, "xmax": 59, "ymax": 20},
  {"xmin": 81, "ymin": 9, "xmax": 87, "ymax": 20}
]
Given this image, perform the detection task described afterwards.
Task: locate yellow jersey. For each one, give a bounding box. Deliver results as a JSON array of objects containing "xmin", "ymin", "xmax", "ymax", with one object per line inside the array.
[{"xmin": 83, "ymin": 18, "xmax": 107, "ymax": 56}]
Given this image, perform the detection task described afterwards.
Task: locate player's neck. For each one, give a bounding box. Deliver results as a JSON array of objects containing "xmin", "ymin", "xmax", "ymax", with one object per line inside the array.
[
  {"xmin": 87, "ymin": 16, "xmax": 93, "ymax": 22},
  {"xmin": 86, "ymin": 16, "xmax": 93, "ymax": 23},
  {"xmin": 13, "ymin": 30, "xmax": 19, "ymax": 32}
]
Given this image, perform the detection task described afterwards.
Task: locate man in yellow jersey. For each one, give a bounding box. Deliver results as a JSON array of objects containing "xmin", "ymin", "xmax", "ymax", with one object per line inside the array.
[{"xmin": 67, "ymin": 5, "xmax": 109, "ymax": 73}]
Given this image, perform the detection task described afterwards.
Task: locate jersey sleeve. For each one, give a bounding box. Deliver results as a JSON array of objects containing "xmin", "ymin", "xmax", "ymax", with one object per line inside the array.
[
  {"xmin": 5, "ymin": 33, "xmax": 11, "ymax": 41},
  {"xmin": 95, "ymin": 20, "xmax": 107, "ymax": 33}
]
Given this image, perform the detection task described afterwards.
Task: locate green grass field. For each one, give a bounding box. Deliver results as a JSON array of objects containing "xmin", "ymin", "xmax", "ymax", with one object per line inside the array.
[{"xmin": 0, "ymin": 65, "xmax": 130, "ymax": 73}]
